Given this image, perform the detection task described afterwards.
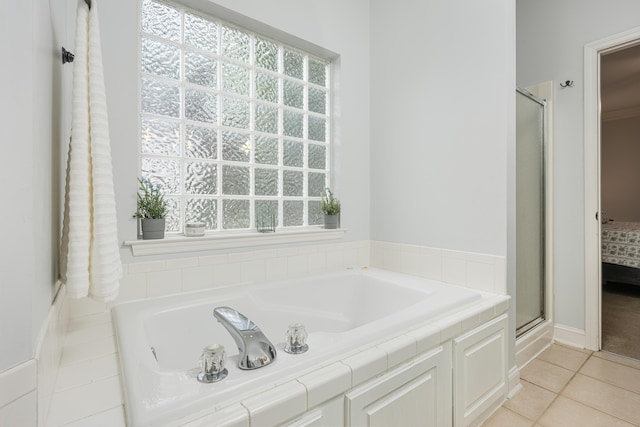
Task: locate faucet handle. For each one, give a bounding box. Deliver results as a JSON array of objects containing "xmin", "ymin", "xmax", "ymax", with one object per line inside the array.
[
  {"xmin": 197, "ymin": 344, "xmax": 228, "ymax": 383},
  {"xmin": 284, "ymin": 323, "xmax": 309, "ymax": 354}
]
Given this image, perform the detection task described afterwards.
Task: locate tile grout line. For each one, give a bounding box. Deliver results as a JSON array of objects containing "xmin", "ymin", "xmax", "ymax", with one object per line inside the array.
[
  {"xmin": 532, "ymin": 351, "xmax": 640, "ymax": 427},
  {"xmin": 529, "ymin": 350, "xmax": 592, "ymax": 425}
]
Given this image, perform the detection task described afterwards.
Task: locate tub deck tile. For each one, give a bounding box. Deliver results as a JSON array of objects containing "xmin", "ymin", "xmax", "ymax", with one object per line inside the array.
[
  {"xmin": 183, "ymin": 403, "xmax": 250, "ymax": 427},
  {"xmin": 377, "ymin": 334, "xmax": 417, "ymax": 369},
  {"xmin": 341, "ymin": 347, "xmax": 388, "ymax": 387},
  {"xmin": 297, "ymin": 362, "xmax": 352, "ymax": 408},
  {"xmin": 241, "ymin": 380, "xmax": 307, "ymax": 427}
]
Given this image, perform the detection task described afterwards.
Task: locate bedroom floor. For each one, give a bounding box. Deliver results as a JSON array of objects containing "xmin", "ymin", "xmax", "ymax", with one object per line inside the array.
[
  {"xmin": 603, "ymin": 282, "xmax": 640, "ymax": 360},
  {"xmin": 482, "ymin": 343, "xmax": 640, "ymax": 427}
]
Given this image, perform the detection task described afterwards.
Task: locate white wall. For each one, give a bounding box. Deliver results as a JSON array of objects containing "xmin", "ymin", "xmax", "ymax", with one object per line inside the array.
[
  {"xmin": 369, "ymin": 0, "xmax": 515, "ymax": 366},
  {"xmin": 0, "ymin": 0, "xmax": 69, "ymax": 371},
  {"xmin": 97, "ymin": 0, "xmax": 371, "ymax": 264},
  {"xmin": 517, "ymin": 0, "xmax": 640, "ymax": 330},
  {"xmin": 369, "ymin": 0, "xmax": 513, "ymax": 257},
  {"xmin": 601, "ymin": 116, "xmax": 640, "ymax": 222}
]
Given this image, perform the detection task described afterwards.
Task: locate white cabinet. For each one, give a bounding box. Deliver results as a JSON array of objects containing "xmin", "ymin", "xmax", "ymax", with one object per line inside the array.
[
  {"xmin": 346, "ymin": 343, "xmax": 452, "ymax": 427},
  {"xmin": 453, "ymin": 314, "xmax": 508, "ymax": 427}
]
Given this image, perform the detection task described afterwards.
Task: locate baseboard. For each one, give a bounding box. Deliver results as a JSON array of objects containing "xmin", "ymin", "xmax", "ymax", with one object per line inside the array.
[
  {"xmin": 35, "ymin": 282, "xmax": 68, "ymax": 427},
  {"xmin": 516, "ymin": 320, "xmax": 553, "ymax": 368},
  {"xmin": 553, "ymin": 324, "xmax": 586, "ymax": 349},
  {"xmin": 507, "ymin": 365, "xmax": 522, "ymax": 399}
]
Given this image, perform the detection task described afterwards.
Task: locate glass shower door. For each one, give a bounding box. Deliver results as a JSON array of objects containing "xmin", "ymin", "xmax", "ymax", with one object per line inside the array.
[{"xmin": 516, "ymin": 88, "xmax": 546, "ymax": 337}]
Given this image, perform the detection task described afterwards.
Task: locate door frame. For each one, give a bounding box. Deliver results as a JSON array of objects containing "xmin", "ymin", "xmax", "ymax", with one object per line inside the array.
[{"xmin": 584, "ymin": 27, "xmax": 640, "ymax": 351}]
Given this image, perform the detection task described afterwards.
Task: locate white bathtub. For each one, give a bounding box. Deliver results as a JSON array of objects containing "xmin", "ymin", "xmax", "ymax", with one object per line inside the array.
[{"xmin": 113, "ymin": 268, "xmax": 483, "ymax": 426}]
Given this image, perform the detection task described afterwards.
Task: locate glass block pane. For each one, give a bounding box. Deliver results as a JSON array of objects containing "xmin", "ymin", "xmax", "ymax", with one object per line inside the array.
[
  {"xmin": 185, "ymin": 88, "xmax": 216, "ymax": 123},
  {"xmin": 141, "ymin": 156, "xmax": 180, "ymax": 193},
  {"xmin": 255, "ymin": 136, "xmax": 278, "ymax": 165},
  {"xmin": 186, "ymin": 198, "xmax": 217, "ymax": 229},
  {"xmin": 284, "ymin": 49, "xmax": 303, "ymax": 79},
  {"xmin": 185, "ymin": 125, "xmax": 217, "ymax": 159},
  {"xmin": 255, "ymin": 168, "xmax": 278, "ymax": 196},
  {"xmin": 283, "ymin": 140, "xmax": 303, "ymax": 167},
  {"xmin": 308, "ymin": 116, "xmax": 326, "ymax": 142},
  {"xmin": 185, "ymin": 161, "xmax": 217, "ymax": 194},
  {"xmin": 222, "ymin": 96, "xmax": 249, "ymax": 129},
  {"xmin": 255, "ymin": 72, "xmax": 278, "ymax": 103},
  {"xmin": 255, "ymin": 103, "xmax": 278, "ymax": 134},
  {"xmin": 141, "ymin": 78, "xmax": 180, "ymax": 118},
  {"xmin": 185, "ymin": 50, "xmax": 216, "ymax": 88},
  {"xmin": 256, "ymin": 37, "xmax": 278, "ymax": 72},
  {"xmin": 284, "ymin": 80, "xmax": 303, "ymax": 109},
  {"xmin": 283, "ymin": 170, "xmax": 303, "ymax": 196},
  {"xmin": 308, "ymin": 59, "xmax": 327, "ymax": 87},
  {"xmin": 223, "ymin": 199, "xmax": 250, "ymax": 229},
  {"xmin": 164, "ymin": 197, "xmax": 180, "ymax": 231},
  {"xmin": 141, "ymin": 118, "xmax": 180, "ymax": 156},
  {"xmin": 308, "ymin": 200, "xmax": 323, "ymax": 225},
  {"xmin": 222, "ymin": 131, "xmax": 250, "ymax": 162},
  {"xmin": 308, "ymin": 87, "xmax": 326, "ymax": 114},
  {"xmin": 283, "ymin": 200, "xmax": 303, "ymax": 226},
  {"xmin": 308, "ymin": 172, "xmax": 325, "ymax": 197},
  {"xmin": 283, "ymin": 110, "xmax": 303, "ymax": 138},
  {"xmin": 141, "ymin": 38, "xmax": 180, "ymax": 80},
  {"xmin": 308, "ymin": 144, "xmax": 326, "ymax": 170},
  {"xmin": 185, "ymin": 13, "xmax": 217, "ymax": 52},
  {"xmin": 222, "ymin": 165, "xmax": 249, "ymax": 195},
  {"xmin": 222, "ymin": 63, "xmax": 249, "ymax": 96},
  {"xmin": 141, "ymin": 0, "xmax": 181, "ymax": 42},
  {"xmin": 256, "ymin": 200, "xmax": 278, "ymax": 227},
  {"xmin": 222, "ymin": 25, "xmax": 249, "ymax": 63}
]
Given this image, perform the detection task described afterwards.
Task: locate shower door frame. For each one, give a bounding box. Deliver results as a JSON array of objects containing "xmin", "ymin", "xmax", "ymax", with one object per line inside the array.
[{"xmin": 515, "ymin": 87, "xmax": 547, "ymax": 338}]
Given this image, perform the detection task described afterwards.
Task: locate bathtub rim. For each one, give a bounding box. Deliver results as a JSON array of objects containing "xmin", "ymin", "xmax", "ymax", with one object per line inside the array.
[{"xmin": 112, "ymin": 268, "xmax": 502, "ymax": 427}]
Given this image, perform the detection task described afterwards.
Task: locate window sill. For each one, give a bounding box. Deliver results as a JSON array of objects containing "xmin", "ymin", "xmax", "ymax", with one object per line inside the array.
[{"xmin": 123, "ymin": 228, "xmax": 346, "ymax": 256}]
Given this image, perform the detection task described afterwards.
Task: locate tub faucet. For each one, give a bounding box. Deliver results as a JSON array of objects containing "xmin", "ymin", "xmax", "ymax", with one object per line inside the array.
[{"xmin": 213, "ymin": 306, "xmax": 276, "ymax": 370}]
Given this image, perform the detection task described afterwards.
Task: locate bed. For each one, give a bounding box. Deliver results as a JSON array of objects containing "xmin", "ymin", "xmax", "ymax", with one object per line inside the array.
[{"xmin": 601, "ymin": 221, "xmax": 640, "ymax": 286}]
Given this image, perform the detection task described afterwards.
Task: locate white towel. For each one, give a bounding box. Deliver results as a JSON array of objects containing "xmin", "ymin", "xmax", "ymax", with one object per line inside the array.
[{"xmin": 60, "ymin": 0, "xmax": 122, "ymax": 301}]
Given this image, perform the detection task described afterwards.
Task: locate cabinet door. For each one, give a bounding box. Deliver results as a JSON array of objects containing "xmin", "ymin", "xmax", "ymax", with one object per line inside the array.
[
  {"xmin": 453, "ymin": 314, "xmax": 508, "ymax": 427},
  {"xmin": 346, "ymin": 343, "xmax": 452, "ymax": 427}
]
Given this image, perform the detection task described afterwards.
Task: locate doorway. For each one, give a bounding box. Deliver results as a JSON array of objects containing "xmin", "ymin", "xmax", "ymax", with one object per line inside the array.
[
  {"xmin": 598, "ymin": 44, "xmax": 640, "ymax": 359},
  {"xmin": 584, "ymin": 28, "xmax": 640, "ymax": 353}
]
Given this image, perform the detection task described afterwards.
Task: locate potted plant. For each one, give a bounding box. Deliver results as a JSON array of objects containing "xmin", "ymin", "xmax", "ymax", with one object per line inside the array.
[
  {"xmin": 133, "ymin": 177, "xmax": 168, "ymax": 239},
  {"xmin": 321, "ymin": 187, "xmax": 341, "ymax": 229}
]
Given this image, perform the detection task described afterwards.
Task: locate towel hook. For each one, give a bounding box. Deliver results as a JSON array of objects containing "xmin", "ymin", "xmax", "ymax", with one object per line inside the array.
[
  {"xmin": 62, "ymin": 47, "xmax": 75, "ymax": 64},
  {"xmin": 560, "ymin": 80, "xmax": 574, "ymax": 88},
  {"xmin": 61, "ymin": 0, "xmax": 92, "ymax": 64}
]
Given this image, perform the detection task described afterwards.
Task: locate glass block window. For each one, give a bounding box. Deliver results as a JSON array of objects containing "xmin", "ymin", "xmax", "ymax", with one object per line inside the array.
[{"xmin": 139, "ymin": 0, "xmax": 331, "ymax": 232}]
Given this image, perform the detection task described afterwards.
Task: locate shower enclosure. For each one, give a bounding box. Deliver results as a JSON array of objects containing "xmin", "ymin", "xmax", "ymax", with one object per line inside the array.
[{"xmin": 515, "ymin": 88, "xmax": 546, "ymax": 337}]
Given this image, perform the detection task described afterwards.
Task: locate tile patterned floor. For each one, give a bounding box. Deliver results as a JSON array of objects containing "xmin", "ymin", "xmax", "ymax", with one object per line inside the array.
[{"xmin": 483, "ymin": 344, "xmax": 640, "ymax": 427}]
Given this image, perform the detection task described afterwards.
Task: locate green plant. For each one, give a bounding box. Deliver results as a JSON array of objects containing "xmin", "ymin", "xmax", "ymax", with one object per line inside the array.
[
  {"xmin": 321, "ymin": 187, "xmax": 341, "ymax": 215},
  {"xmin": 133, "ymin": 177, "xmax": 168, "ymax": 219}
]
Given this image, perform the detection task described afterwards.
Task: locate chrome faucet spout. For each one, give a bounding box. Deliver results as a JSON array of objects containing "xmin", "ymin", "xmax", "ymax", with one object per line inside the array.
[{"xmin": 213, "ymin": 306, "xmax": 276, "ymax": 370}]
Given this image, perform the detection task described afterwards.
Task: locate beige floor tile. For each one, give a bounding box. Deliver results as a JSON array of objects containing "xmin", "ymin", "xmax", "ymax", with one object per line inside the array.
[
  {"xmin": 537, "ymin": 344, "xmax": 590, "ymax": 372},
  {"xmin": 538, "ymin": 395, "xmax": 635, "ymax": 427},
  {"xmin": 481, "ymin": 407, "xmax": 533, "ymax": 427},
  {"xmin": 580, "ymin": 355, "xmax": 640, "ymax": 394},
  {"xmin": 504, "ymin": 380, "xmax": 556, "ymax": 421},
  {"xmin": 593, "ymin": 351, "xmax": 640, "ymax": 371},
  {"xmin": 520, "ymin": 359, "xmax": 574, "ymax": 393},
  {"xmin": 562, "ymin": 373, "xmax": 640, "ymax": 425}
]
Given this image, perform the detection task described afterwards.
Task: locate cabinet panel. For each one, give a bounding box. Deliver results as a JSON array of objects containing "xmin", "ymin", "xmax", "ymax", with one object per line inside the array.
[
  {"xmin": 454, "ymin": 315, "xmax": 508, "ymax": 427},
  {"xmin": 346, "ymin": 343, "xmax": 452, "ymax": 427}
]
